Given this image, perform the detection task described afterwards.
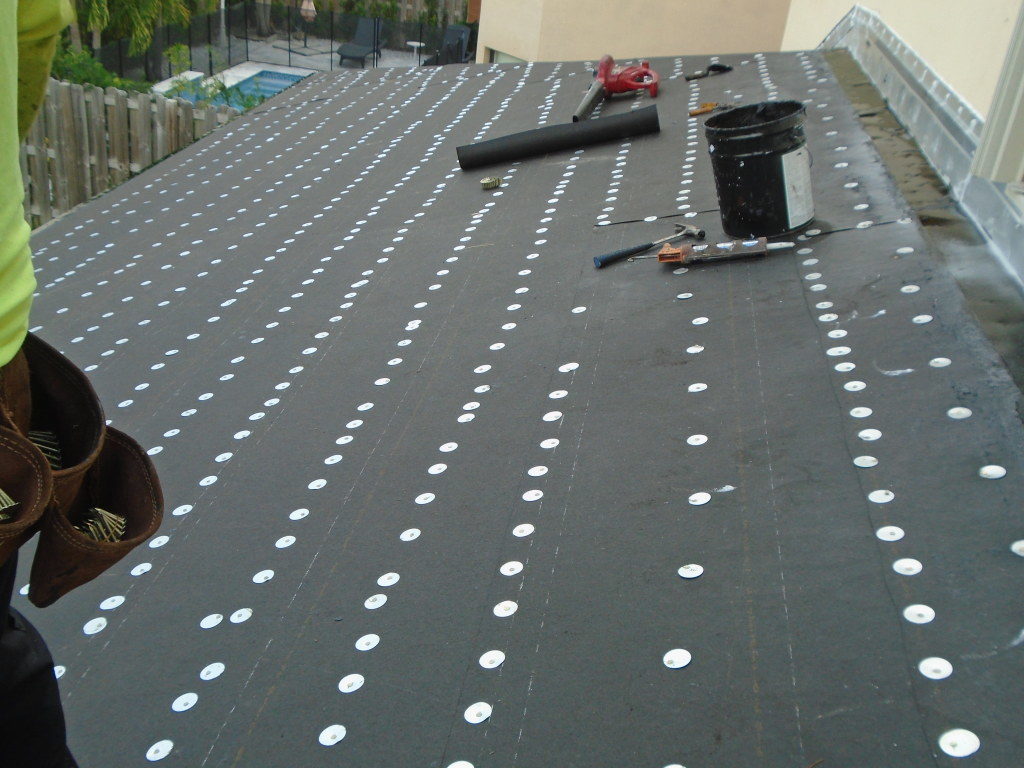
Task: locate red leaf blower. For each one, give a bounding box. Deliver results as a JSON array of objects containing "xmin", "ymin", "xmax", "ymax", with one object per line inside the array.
[{"xmin": 573, "ymin": 54, "xmax": 659, "ymax": 122}]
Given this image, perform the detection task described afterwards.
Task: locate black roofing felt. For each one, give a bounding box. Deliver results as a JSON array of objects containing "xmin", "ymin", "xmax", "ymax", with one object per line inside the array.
[{"xmin": 18, "ymin": 53, "xmax": 1024, "ymax": 767}]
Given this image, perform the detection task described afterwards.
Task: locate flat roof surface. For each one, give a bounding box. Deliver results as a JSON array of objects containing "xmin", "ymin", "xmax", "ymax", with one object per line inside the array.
[{"xmin": 20, "ymin": 53, "xmax": 1024, "ymax": 767}]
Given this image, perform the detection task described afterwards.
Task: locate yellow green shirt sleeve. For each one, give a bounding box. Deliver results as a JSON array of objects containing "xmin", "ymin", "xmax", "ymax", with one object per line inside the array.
[{"xmin": 0, "ymin": 0, "xmax": 73, "ymax": 367}]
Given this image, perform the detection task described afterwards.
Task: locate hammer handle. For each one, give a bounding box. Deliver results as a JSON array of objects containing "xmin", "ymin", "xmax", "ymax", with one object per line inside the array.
[{"xmin": 593, "ymin": 241, "xmax": 654, "ymax": 269}]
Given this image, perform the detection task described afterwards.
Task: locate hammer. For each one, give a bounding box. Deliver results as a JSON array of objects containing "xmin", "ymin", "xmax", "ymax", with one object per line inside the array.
[{"xmin": 593, "ymin": 223, "xmax": 705, "ymax": 269}]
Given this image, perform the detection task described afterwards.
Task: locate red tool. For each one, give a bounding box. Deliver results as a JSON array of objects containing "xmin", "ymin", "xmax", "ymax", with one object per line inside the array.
[
  {"xmin": 573, "ymin": 54, "xmax": 659, "ymax": 122},
  {"xmin": 655, "ymin": 237, "xmax": 795, "ymax": 264}
]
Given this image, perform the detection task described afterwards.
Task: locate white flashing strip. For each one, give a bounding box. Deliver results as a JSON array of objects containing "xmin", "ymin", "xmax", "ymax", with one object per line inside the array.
[
  {"xmin": 823, "ymin": 5, "xmax": 983, "ymax": 143},
  {"xmin": 822, "ymin": 4, "xmax": 1024, "ymax": 291}
]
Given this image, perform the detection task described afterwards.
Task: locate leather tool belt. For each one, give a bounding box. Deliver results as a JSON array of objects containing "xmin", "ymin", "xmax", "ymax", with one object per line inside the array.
[{"xmin": 0, "ymin": 334, "xmax": 163, "ymax": 607}]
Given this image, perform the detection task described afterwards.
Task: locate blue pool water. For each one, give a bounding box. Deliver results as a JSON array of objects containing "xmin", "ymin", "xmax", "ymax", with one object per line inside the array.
[
  {"xmin": 175, "ymin": 70, "xmax": 305, "ymax": 108},
  {"xmin": 228, "ymin": 70, "xmax": 305, "ymax": 100}
]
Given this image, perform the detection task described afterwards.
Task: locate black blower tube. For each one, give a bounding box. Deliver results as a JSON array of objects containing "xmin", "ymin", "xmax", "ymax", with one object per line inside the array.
[{"xmin": 457, "ymin": 105, "xmax": 660, "ymax": 170}]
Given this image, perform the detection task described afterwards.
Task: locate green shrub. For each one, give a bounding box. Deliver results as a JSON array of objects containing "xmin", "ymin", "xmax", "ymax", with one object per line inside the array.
[
  {"xmin": 213, "ymin": 82, "xmax": 266, "ymax": 112},
  {"xmin": 165, "ymin": 44, "xmax": 192, "ymax": 77},
  {"xmin": 164, "ymin": 44, "xmax": 265, "ymax": 112},
  {"xmin": 51, "ymin": 43, "xmax": 151, "ymax": 92},
  {"xmin": 345, "ymin": 1, "xmax": 399, "ymax": 20},
  {"xmin": 166, "ymin": 75, "xmax": 266, "ymax": 111}
]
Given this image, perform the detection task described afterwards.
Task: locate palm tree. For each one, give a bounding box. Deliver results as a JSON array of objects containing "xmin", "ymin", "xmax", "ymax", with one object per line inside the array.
[
  {"xmin": 75, "ymin": 0, "xmax": 194, "ymax": 54},
  {"xmin": 77, "ymin": 0, "xmax": 110, "ymax": 50}
]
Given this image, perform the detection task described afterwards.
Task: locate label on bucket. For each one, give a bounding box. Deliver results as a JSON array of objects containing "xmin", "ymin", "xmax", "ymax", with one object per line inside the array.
[{"xmin": 781, "ymin": 146, "xmax": 814, "ymax": 230}]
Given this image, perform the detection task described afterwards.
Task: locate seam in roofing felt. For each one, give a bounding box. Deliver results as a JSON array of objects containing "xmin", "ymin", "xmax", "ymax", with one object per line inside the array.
[
  {"xmin": 787, "ymin": 239, "xmax": 945, "ymax": 768},
  {"xmin": 596, "ymin": 207, "xmax": 722, "ymax": 227},
  {"xmin": 509, "ymin": 278, "xmax": 602, "ymax": 766},
  {"xmin": 744, "ymin": 263, "xmax": 807, "ymax": 760}
]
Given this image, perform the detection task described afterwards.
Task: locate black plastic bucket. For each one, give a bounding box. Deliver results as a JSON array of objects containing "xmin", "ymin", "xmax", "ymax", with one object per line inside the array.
[{"xmin": 704, "ymin": 100, "xmax": 813, "ymax": 238}]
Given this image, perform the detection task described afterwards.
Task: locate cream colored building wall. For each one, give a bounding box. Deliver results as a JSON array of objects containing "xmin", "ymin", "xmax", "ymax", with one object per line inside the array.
[
  {"xmin": 781, "ymin": 0, "xmax": 1021, "ymax": 118},
  {"xmin": 478, "ymin": 0, "xmax": 792, "ymax": 64},
  {"xmin": 477, "ymin": 0, "xmax": 545, "ymax": 62}
]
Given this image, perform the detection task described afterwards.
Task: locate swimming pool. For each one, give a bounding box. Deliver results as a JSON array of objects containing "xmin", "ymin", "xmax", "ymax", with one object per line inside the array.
[
  {"xmin": 175, "ymin": 70, "xmax": 305, "ymax": 109},
  {"xmin": 230, "ymin": 70, "xmax": 305, "ymax": 100}
]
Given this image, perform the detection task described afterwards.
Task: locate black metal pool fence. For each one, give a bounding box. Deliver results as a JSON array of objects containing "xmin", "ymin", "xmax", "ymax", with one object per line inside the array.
[{"xmin": 94, "ymin": 1, "xmax": 455, "ymax": 83}]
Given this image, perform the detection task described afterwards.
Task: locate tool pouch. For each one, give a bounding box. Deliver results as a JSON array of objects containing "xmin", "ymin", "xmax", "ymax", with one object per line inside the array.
[
  {"xmin": 0, "ymin": 427, "xmax": 53, "ymax": 565},
  {"xmin": 0, "ymin": 334, "xmax": 163, "ymax": 607},
  {"xmin": 29, "ymin": 427, "xmax": 162, "ymax": 607},
  {"xmin": 22, "ymin": 333, "xmax": 106, "ymax": 513}
]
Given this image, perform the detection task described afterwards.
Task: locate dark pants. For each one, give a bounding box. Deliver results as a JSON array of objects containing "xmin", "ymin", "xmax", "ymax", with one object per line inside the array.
[
  {"xmin": 0, "ymin": 553, "xmax": 78, "ymax": 768},
  {"xmin": 0, "ymin": 347, "xmax": 77, "ymax": 767}
]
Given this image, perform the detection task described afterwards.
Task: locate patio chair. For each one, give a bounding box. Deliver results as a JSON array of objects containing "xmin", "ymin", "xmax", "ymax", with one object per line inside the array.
[
  {"xmin": 337, "ymin": 17, "xmax": 383, "ymax": 68},
  {"xmin": 423, "ymin": 24, "xmax": 472, "ymax": 66}
]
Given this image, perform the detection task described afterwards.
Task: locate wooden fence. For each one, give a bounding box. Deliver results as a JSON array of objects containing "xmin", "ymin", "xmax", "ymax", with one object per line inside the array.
[{"xmin": 20, "ymin": 79, "xmax": 240, "ymax": 228}]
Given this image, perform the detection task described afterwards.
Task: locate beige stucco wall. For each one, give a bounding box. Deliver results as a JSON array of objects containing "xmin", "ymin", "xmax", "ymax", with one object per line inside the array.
[
  {"xmin": 781, "ymin": 0, "xmax": 1021, "ymax": 118},
  {"xmin": 478, "ymin": 0, "xmax": 793, "ymax": 63},
  {"xmin": 478, "ymin": 0, "xmax": 1019, "ymax": 120},
  {"xmin": 477, "ymin": 0, "xmax": 545, "ymax": 62}
]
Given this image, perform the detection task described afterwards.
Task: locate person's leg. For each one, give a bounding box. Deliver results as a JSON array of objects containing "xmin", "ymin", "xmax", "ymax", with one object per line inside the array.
[{"xmin": 0, "ymin": 553, "xmax": 78, "ymax": 768}]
